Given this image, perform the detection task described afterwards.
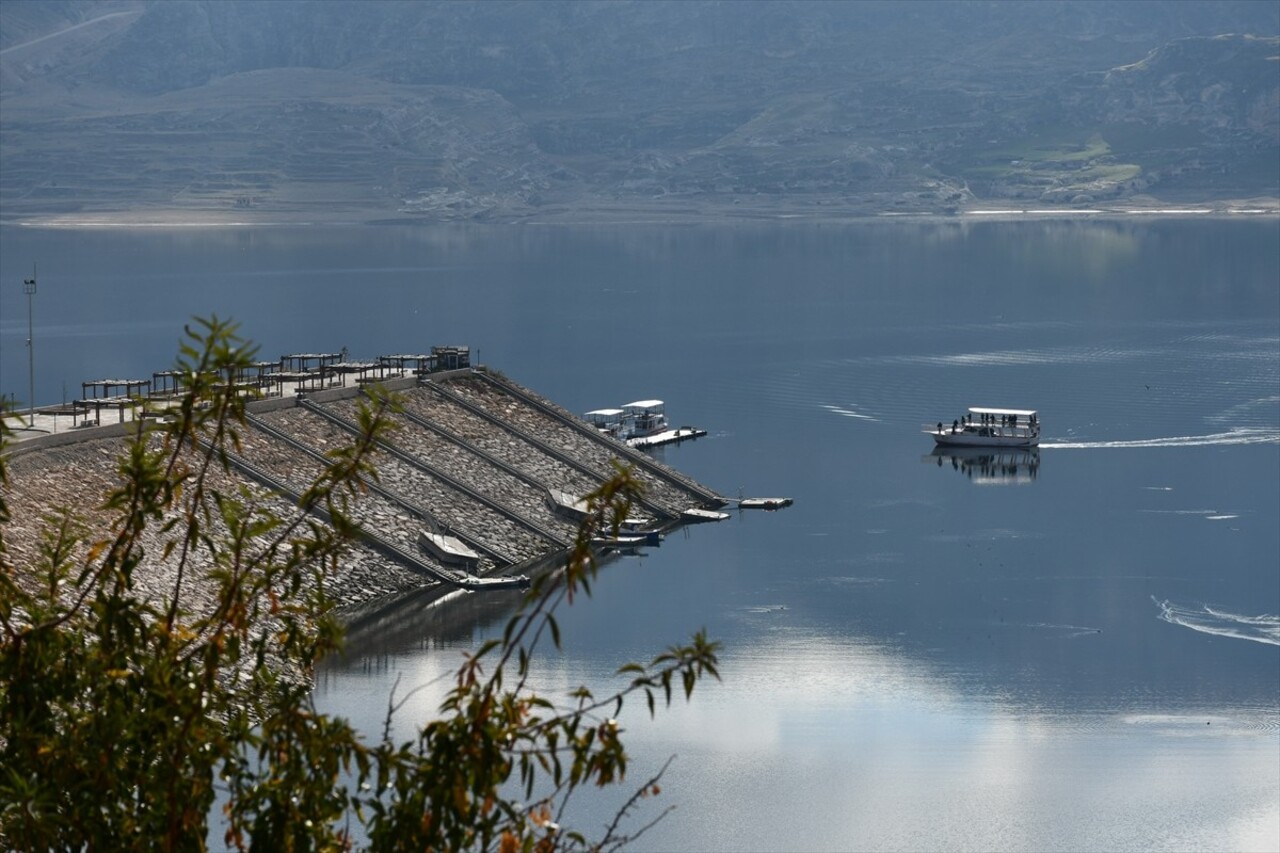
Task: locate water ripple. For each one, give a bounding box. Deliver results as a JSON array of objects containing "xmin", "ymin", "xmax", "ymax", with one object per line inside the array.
[{"xmin": 819, "ymin": 403, "xmax": 879, "ymax": 422}]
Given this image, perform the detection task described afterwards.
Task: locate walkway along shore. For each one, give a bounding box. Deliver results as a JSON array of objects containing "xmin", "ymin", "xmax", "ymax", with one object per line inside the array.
[{"xmin": 2, "ymin": 367, "xmax": 729, "ymax": 621}]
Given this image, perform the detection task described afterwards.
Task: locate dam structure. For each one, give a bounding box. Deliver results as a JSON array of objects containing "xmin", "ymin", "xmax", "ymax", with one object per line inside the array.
[{"xmin": 2, "ymin": 366, "xmax": 728, "ymax": 616}]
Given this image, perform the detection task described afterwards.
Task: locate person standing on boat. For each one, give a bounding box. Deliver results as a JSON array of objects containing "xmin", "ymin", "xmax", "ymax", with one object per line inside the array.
[{"xmin": 952, "ymin": 419, "xmax": 959, "ymax": 434}]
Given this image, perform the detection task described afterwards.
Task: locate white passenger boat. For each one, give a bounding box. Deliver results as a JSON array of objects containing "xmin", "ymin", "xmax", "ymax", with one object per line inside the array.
[
  {"xmin": 925, "ymin": 407, "xmax": 1040, "ymax": 448},
  {"xmin": 584, "ymin": 399, "xmax": 707, "ymax": 448},
  {"xmin": 621, "ymin": 400, "xmax": 669, "ymax": 438},
  {"xmin": 584, "ymin": 408, "xmax": 626, "ymax": 438}
]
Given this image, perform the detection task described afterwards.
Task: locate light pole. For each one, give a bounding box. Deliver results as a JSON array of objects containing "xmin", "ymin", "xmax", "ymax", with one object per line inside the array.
[{"xmin": 23, "ymin": 264, "xmax": 36, "ymax": 428}]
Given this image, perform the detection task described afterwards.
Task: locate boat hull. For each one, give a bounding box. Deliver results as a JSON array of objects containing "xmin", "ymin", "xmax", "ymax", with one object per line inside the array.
[
  {"xmin": 457, "ymin": 574, "xmax": 530, "ymax": 590},
  {"xmin": 738, "ymin": 497, "xmax": 794, "ymax": 510},
  {"xmin": 931, "ymin": 431, "xmax": 1038, "ymax": 448}
]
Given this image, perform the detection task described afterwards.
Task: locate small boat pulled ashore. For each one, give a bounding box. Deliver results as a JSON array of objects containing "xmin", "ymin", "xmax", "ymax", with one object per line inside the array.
[{"xmin": 926, "ymin": 407, "xmax": 1040, "ymax": 448}]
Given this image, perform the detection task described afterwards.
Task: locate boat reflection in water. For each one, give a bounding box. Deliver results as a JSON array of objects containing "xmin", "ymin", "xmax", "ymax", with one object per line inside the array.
[{"xmin": 924, "ymin": 446, "xmax": 1040, "ymax": 484}]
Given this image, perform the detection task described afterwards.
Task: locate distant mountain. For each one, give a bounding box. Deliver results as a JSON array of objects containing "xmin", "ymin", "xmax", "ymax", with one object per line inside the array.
[{"xmin": 1, "ymin": 0, "xmax": 1276, "ymax": 223}]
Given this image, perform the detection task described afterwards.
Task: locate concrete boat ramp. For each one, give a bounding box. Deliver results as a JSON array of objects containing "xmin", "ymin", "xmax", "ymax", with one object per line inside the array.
[{"xmin": 3, "ymin": 367, "xmax": 741, "ymax": 615}]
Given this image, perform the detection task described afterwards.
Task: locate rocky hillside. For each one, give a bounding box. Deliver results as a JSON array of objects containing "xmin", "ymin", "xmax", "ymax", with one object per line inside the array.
[{"xmin": 1, "ymin": 0, "xmax": 1276, "ymax": 223}]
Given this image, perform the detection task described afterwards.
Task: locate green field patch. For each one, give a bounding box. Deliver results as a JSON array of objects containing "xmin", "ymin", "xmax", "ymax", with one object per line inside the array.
[
  {"xmin": 945, "ymin": 129, "xmax": 1154, "ymax": 192},
  {"xmin": 1076, "ymin": 163, "xmax": 1142, "ymax": 183},
  {"xmin": 946, "ymin": 130, "xmax": 1115, "ymax": 178},
  {"xmin": 995, "ymin": 133, "xmax": 1110, "ymax": 164}
]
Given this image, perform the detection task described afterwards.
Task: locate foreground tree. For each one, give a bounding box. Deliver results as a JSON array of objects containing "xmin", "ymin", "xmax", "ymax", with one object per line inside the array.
[{"xmin": 0, "ymin": 317, "xmax": 719, "ymax": 851}]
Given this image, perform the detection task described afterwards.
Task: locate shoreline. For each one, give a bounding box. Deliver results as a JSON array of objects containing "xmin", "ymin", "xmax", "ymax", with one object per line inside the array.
[
  {"xmin": 2, "ymin": 197, "xmax": 1276, "ymax": 230},
  {"xmin": 3, "ymin": 369, "xmax": 725, "ymax": 631}
]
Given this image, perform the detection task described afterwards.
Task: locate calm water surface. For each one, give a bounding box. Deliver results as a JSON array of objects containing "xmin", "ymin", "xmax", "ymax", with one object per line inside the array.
[{"xmin": 3, "ymin": 220, "xmax": 1278, "ymax": 851}]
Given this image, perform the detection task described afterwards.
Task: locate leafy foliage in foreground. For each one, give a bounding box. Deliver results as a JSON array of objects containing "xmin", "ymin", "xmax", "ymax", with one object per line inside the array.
[{"xmin": 0, "ymin": 317, "xmax": 719, "ymax": 851}]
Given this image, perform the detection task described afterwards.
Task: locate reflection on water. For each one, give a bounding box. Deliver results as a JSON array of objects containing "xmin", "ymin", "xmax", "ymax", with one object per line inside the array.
[{"xmin": 924, "ymin": 446, "xmax": 1040, "ymax": 484}]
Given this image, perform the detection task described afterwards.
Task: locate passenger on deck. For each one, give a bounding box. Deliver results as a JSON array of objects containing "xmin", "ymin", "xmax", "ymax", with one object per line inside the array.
[{"xmin": 952, "ymin": 419, "xmax": 959, "ymax": 434}]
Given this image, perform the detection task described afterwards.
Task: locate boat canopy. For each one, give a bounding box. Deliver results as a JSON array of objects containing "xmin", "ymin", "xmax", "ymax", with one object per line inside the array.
[
  {"xmin": 584, "ymin": 408, "xmax": 625, "ymax": 417},
  {"xmin": 968, "ymin": 407, "xmax": 1037, "ymax": 417},
  {"xmin": 622, "ymin": 400, "xmax": 664, "ymax": 410}
]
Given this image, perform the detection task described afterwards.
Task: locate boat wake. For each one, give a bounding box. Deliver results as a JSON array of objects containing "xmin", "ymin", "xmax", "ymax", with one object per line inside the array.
[
  {"xmin": 1153, "ymin": 597, "xmax": 1280, "ymax": 646},
  {"xmin": 1020, "ymin": 621, "xmax": 1103, "ymax": 638},
  {"xmin": 820, "ymin": 403, "xmax": 878, "ymax": 422},
  {"xmin": 1043, "ymin": 427, "xmax": 1279, "ymax": 450}
]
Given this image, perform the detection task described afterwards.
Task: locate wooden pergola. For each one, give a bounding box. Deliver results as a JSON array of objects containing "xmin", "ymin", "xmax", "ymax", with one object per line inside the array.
[
  {"xmin": 151, "ymin": 370, "xmax": 189, "ymax": 399},
  {"xmin": 273, "ymin": 370, "xmax": 327, "ymax": 395},
  {"xmin": 328, "ymin": 360, "xmax": 401, "ymax": 387},
  {"xmin": 378, "ymin": 354, "xmax": 433, "ymax": 377},
  {"xmin": 277, "ymin": 353, "xmax": 343, "ymax": 394},
  {"xmin": 280, "ymin": 353, "xmax": 341, "ymax": 373},
  {"xmin": 239, "ymin": 360, "xmax": 281, "ymax": 395},
  {"xmin": 76, "ymin": 378, "xmax": 151, "ymax": 426}
]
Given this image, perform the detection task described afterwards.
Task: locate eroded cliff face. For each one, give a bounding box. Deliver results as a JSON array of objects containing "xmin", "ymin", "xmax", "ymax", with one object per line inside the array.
[
  {"xmin": 1, "ymin": 1, "xmax": 1276, "ymax": 223},
  {"xmin": 1096, "ymin": 36, "xmax": 1280, "ymax": 137}
]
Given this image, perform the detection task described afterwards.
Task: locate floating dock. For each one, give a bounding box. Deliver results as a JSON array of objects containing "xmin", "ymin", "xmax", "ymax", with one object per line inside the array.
[{"xmin": 627, "ymin": 427, "xmax": 708, "ymax": 448}]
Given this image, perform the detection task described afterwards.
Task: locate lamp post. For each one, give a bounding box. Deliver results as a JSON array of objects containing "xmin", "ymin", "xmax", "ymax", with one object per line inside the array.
[{"xmin": 23, "ymin": 264, "xmax": 36, "ymax": 428}]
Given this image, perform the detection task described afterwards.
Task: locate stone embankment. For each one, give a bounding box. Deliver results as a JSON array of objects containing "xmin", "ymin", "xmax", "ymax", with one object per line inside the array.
[{"xmin": 3, "ymin": 369, "xmax": 726, "ymax": 619}]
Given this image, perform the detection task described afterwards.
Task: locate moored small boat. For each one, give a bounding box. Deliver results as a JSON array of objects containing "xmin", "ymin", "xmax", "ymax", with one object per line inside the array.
[
  {"xmin": 682, "ymin": 507, "xmax": 731, "ymax": 523},
  {"xmin": 591, "ymin": 535, "xmax": 652, "ymax": 550},
  {"xmin": 457, "ymin": 573, "xmax": 530, "ymax": 590},
  {"xmin": 738, "ymin": 497, "xmax": 794, "ymax": 510},
  {"xmin": 925, "ymin": 407, "xmax": 1040, "ymax": 448},
  {"xmin": 418, "ymin": 530, "xmax": 481, "ymax": 568}
]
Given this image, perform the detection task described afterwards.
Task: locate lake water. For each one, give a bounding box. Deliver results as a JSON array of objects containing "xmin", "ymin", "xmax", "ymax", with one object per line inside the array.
[{"xmin": 2, "ymin": 219, "xmax": 1278, "ymax": 851}]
